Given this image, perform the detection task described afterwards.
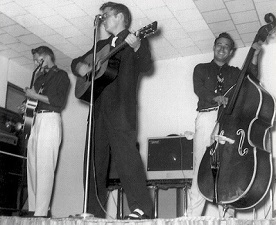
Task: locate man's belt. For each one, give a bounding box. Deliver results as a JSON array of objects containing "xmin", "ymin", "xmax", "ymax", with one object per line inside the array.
[{"xmin": 37, "ymin": 110, "xmax": 57, "ymax": 113}]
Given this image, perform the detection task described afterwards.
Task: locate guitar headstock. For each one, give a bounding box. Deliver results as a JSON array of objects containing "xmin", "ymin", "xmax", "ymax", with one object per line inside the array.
[
  {"xmin": 137, "ymin": 21, "xmax": 158, "ymax": 39},
  {"xmin": 255, "ymin": 13, "xmax": 276, "ymax": 43}
]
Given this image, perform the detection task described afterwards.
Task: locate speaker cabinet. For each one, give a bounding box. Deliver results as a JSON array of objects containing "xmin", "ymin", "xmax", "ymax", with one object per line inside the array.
[
  {"xmin": 0, "ymin": 107, "xmax": 25, "ymax": 215},
  {"xmin": 147, "ymin": 136, "xmax": 193, "ymax": 171},
  {"xmin": 0, "ymin": 142, "xmax": 24, "ymax": 214}
]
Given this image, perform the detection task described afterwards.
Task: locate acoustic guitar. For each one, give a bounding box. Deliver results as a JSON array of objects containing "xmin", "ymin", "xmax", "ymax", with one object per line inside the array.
[{"xmin": 75, "ymin": 21, "xmax": 158, "ymax": 103}]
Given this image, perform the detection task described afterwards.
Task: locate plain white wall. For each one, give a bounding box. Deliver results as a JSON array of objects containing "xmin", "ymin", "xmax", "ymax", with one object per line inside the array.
[
  {"xmin": 1, "ymin": 42, "xmax": 275, "ymax": 219},
  {"xmin": 50, "ymin": 74, "xmax": 88, "ymax": 216},
  {"xmin": 0, "ymin": 56, "xmax": 9, "ymax": 107}
]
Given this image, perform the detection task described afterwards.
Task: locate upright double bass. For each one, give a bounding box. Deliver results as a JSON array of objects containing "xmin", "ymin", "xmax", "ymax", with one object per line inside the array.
[{"xmin": 198, "ymin": 13, "xmax": 276, "ymax": 210}]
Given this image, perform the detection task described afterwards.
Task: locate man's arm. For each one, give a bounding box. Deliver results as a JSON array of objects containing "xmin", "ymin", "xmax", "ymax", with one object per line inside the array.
[
  {"xmin": 71, "ymin": 50, "xmax": 93, "ymax": 77},
  {"xmin": 25, "ymin": 88, "xmax": 50, "ymax": 104},
  {"xmin": 247, "ymin": 41, "xmax": 263, "ymax": 78},
  {"xmin": 125, "ymin": 34, "xmax": 152, "ymax": 73}
]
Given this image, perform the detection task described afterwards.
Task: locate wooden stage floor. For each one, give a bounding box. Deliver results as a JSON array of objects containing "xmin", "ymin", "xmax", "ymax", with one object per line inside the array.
[{"xmin": 0, "ymin": 216, "xmax": 275, "ymax": 225}]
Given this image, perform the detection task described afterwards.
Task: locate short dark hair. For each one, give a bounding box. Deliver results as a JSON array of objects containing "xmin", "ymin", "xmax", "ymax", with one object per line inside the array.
[
  {"xmin": 31, "ymin": 46, "xmax": 55, "ymax": 62},
  {"xmin": 100, "ymin": 2, "xmax": 132, "ymax": 29},
  {"xmin": 214, "ymin": 32, "xmax": 235, "ymax": 50}
]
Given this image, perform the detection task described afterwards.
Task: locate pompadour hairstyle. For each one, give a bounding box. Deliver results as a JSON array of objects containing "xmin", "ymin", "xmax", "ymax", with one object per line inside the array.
[
  {"xmin": 214, "ymin": 32, "xmax": 235, "ymax": 50},
  {"xmin": 100, "ymin": 2, "xmax": 132, "ymax": 29},
  {"xmin": 31, "ymin": 46, "xmax": 55, "ymax": 63}
]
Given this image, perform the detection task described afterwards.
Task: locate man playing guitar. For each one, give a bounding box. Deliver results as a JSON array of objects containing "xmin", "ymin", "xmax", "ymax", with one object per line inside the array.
[
  {"xmin": 19, "ymin": 46, "xmax": 70, "ymax": 217},
  {"xmin": 71, "ymin": 1, "xmax": 154, "ymax": 220}
]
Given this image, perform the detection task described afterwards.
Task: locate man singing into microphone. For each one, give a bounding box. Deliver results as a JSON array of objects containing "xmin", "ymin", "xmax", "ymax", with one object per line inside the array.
[{"xmin": 71, "ymin": 1, "xmax": 153, "ymax": 220}]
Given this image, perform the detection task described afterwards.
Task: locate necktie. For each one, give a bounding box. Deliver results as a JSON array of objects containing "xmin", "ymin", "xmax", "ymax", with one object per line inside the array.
[{"xmin": 216, "ymin": 68, "xmax": 224, "ymax": 94}]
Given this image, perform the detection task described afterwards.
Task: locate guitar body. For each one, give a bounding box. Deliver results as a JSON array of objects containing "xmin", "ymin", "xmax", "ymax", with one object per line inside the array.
[
  {"xmin": 23, "ymin": 98, "xmax": 38, "ymax": 139},
  {"xmin": 75, "ymin": 44, "xmax": 120, "ymax": 102},
  {"xmin": 74, "ymin": 21, "xmax": 158, "ymax": 102}
]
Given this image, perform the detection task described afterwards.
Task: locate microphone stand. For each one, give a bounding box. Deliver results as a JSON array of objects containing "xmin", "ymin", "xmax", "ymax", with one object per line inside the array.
[{"xmin": 75, "ymin": 14, "xmax": 101, "ymax": 219}]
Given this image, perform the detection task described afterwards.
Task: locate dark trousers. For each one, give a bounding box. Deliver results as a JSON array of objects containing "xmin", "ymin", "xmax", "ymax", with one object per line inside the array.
[{"xmin": 85, "ymin": 112, "xmax": 153, "ymax": 218}]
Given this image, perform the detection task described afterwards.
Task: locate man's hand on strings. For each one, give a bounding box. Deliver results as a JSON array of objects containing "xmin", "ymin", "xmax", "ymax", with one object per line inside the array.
[
  {"xmin": 252, "ymin": 41, "xmax": 263, "ymax": 56},
  {"xmin": 125, "ymin": 33, "xmax": 141, "ymax": 52},
  {"xmin": 76, "ymin": 62, "xmax": 93, "ymax": 77},
  {"xmin": 25, "ymin": 88, "xmax": 38, "ymax": 99},
  {"xmin": 251, "ymin": 41, "xmax": 263, "ymax": 65}
]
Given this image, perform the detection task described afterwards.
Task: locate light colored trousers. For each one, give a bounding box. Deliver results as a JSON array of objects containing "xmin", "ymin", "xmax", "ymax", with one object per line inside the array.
[
  {"xmin": 187, "ymin": 110, "xmax": 234, "ymax": 218},
  {"xmin": 27, "ymin": 112, "xmax": 62, "ymax": 216}
]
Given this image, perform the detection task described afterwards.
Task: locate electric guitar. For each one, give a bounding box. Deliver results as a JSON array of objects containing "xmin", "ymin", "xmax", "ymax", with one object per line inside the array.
[
  {"xmin": 75, "ymin": 21, "xmax": 158, "ymax": 103},
  {"xmin": 22, "ymin": 61, "xmax": 44, "ymax": 139}
]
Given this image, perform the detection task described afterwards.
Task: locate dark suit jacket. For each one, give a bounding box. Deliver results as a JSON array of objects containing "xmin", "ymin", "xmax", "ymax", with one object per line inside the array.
[{"xmin": 71, "ymin": 29, "xmax": 153, "ymax": 130}]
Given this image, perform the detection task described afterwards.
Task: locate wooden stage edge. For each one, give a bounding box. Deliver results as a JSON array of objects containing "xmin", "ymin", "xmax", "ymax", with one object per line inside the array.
[{"xmin": 1, "ymin": 216, "xmax": 276, "ymax": 225}]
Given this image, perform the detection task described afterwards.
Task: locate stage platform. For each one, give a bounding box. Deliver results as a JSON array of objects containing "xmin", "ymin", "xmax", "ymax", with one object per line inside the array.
[{"xmin": 0, "ymin": 216, "xmax": 275, "ymax": 225}]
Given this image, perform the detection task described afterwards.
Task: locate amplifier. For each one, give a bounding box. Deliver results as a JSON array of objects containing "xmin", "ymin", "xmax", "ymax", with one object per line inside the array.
[
  {"xmin": 0, "ymin": 107, "xmax": 25, "ymax": 215},
  {"xmin": 147, "ymin": 136, "xmax": 193, "ymax": 171}
]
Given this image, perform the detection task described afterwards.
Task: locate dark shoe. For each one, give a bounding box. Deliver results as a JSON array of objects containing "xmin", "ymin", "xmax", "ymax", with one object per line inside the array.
[
  {"xmin": 124, "ymin": 209, "xmax": 150, "ymax": 220},
  {"xmin": 20, "ymin": 211, "xmax": 35, "ymax": 217},
  {"xmin": 20, "ymin": 210, "xmax": 51, "ymax": 218},
  {"xmin": 32, "ymin": 216, "xmax": 48, "ymax": 218}
]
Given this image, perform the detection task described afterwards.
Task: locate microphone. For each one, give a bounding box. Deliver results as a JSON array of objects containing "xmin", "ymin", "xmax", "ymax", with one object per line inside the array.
[
  {"xmin": 33, "ymin": 59, "xmax": 44, "ymax": 74},
  {"xmin": 94, "ymin": 14, "xmax": 104, "ymax": 25},
  {"xmin": 95, "ymin": 14, "xmax": 104, "ymax": 20},
  {"xmin": 38, "ymin": 59, "xmax": 44, "ymax": 72},
  {"xmin": 39, "ymin": 59, "xmax": 44, "ymax": 67}
]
